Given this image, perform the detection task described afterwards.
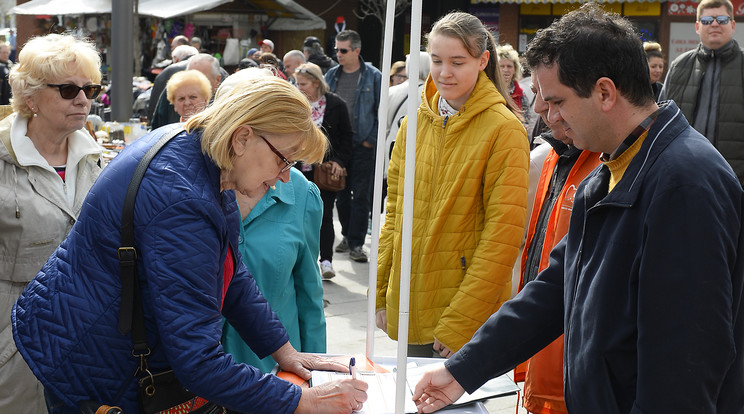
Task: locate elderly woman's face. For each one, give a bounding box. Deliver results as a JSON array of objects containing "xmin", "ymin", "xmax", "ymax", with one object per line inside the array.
[
  {"xmin": 498, "ymin": 58, "xmax": 516, "ymax": 85},
  {"xmin": 173, "ymin": 84, "xmax": 209, "ymax": 120},
  {"xmin": 27, "ymin": 72, "xmax": 94, "ymax": 136},
  {"xmin": 221, "ymin": 125, "xmax": 301, "ymax": 198}
]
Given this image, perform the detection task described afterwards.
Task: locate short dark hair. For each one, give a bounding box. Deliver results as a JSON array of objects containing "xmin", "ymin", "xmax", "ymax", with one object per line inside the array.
[
  {"xmin": 335, "ymin": 30, "xmax": 361, "ymax": 50},
  {"xmin": 524, "ymin": 2, "xmax": 654, "ymax": 107}
]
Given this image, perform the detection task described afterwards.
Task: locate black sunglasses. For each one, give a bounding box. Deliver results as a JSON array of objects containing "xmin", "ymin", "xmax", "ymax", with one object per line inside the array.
[
  {"xmin": 47, "ymin": 83, "xmax": 102, "ymax": 99},
  {"xmin": 334, "ymin": 48, "xmax": 350, "ymax": 54},
  {"xmin": 699, "ymin": 15, "xmax": 732, "ymax": 25}
]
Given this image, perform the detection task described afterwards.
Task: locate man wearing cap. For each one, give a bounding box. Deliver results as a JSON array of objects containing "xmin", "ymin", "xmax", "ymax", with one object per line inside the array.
[
  {"xmin": 324, "ymin": 30, "xmax": 382, "ymax": 263},
  {"xmin": 303, "ymin": 36, "xmax": 337, "ymax": 74},
  {"xmin": 260, "ymin": 39, "xmax": 275, "ymax": 54},
  {"xmin": 661, "ymin": 0, "xmax": 744, "ymax": 184}
]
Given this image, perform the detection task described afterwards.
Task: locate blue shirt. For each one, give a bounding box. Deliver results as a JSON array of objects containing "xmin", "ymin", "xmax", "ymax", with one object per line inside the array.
[{"xmin": 222, "ymin": 168, "xmax": 326, "ymax": 373}]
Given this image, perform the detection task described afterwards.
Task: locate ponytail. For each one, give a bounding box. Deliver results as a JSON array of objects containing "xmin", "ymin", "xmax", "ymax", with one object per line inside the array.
[{"xmin": 484, "ymin": 33, "xmax": 521, "ymax": 118}]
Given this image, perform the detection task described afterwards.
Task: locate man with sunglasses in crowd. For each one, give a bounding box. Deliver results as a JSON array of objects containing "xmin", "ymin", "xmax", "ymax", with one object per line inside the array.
[
  {"xmin": 324, "ymin": 30, "xmax": 382, "ymax": 262},
  {"xmin": 662, "ymin": 0, "xmax": 744, "ymax": 184}
]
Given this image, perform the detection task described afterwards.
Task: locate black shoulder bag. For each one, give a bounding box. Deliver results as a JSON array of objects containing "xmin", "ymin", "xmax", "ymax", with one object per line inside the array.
[{"xmin": 117, "ymin": 128, "xmax": 225, "ymax": 414}]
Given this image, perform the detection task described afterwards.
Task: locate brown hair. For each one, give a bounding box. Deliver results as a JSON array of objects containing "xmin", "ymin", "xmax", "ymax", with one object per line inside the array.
[{"xmin": 427, "ymin": 12, "xmax": 520, "ymax": 116}]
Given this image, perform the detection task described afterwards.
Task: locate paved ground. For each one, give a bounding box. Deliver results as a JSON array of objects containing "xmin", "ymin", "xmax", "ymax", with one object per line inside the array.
[{"xmin": 321, "ymin": 218, "xmax": 526, "ymax": 414}]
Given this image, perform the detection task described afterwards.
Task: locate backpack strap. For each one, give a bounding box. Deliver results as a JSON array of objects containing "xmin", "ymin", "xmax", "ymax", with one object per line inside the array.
[{"xmin": 117, "ymin": 127, "xmax": 183, "ymax": 356}]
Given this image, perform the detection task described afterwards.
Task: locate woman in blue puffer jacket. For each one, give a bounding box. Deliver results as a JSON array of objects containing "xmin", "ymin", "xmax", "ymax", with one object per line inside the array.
[{"xmin": 12, "ymin": 76, "xmax": 368, "ymax": 414}]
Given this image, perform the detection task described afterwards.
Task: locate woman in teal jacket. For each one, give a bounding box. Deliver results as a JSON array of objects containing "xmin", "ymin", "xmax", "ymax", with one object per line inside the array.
[{"xmin": 222, "ymin": 167, "xmax": 326, "ymax": 373}]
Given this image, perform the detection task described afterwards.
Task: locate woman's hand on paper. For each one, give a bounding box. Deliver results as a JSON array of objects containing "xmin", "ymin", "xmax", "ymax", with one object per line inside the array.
[
  {"xmin": 375, "ymin": 309, "xmax": 387, "ymax": 333},
  {"xmin": 273, "ymin": 342, "xmax": 350, "ymax": 380},
  {"xmin": 296, "ymin": 379, "xmax": 369, "ymax": 414},
  {"xmin": 412, "ymin": 365, "xmax": 465, "ymax": 413}
]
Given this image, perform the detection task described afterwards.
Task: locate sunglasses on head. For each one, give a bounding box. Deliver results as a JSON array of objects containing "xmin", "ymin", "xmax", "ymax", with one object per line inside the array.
[
  {"xmin": 47, "ymin": 83, "xmax": 102, "ymax": 99},
  {"xmin": 334, "ymin": 48, "xmax": 351, "ymax": 54},
  {"xmin": 699, "ymin": 15, "xmax": 731, "ymax": 25}
]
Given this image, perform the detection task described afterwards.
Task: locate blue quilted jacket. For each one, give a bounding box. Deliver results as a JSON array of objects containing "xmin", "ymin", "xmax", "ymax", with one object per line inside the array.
[{"xmin": 12, "ymin": 126, "xmax": 301, "ymax": 414}]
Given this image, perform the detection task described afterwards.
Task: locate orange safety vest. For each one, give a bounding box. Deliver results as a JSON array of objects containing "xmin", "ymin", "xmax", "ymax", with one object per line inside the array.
[{"xmin": 515, "ymin": 148, "xmax": 601, "ymax": 414}]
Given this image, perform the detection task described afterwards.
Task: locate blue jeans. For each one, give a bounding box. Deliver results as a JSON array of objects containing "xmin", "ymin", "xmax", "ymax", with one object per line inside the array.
[{"xmin": 336, "ymin": 144, "xmax": 375, "ymax": 248}]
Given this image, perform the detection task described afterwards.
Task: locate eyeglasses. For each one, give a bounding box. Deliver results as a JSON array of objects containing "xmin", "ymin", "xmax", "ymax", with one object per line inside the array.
[
  {"xmin": 47, "ymin": 83, "xmax": 102, "ymax": 100},
  {"xmin": 259, "ymin": 135, "xmax": 297, "ymax": 173},
  {"xmin": 392, "ymin": 74, "xmax": 408, "ymax": 80},
  {"xmin": 699, "ymin": 15, "xmax": 732, "ymax": 25},
  {"xmin": 334, "ymin": 48, "xmax": 350, "ymax": 54}
]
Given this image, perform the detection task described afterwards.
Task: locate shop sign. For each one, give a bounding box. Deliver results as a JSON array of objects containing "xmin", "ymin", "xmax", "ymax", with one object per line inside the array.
[
  {"xmin": 668, "ymin": 0, "xmax": 744, "ymax": 16},
  {"xmin": 667, "ymin": 1, "xmax": 698, "ymax": 16},
  {"xmin": 625, "ymin": 2, "xmax": 661, "ymax": 16},
  {"xmin": 520, "ymin": 4, "xmax": 551, "ymax": 15}
]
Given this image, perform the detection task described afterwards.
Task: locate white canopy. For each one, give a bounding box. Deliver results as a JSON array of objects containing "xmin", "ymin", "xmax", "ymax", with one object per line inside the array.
[{"xmin": 8, "ymin": 0, "xmax": 321, "ymax": 23}]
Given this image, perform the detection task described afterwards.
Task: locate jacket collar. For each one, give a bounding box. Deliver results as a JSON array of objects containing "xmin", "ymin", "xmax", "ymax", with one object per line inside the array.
[
  {"xmin": 422, "ymin": 71, "xmax": 507, "ymax": 129},
  {"xmin": 583, "ymin": 101, "xmax": 687, "ymax": 208},
  {"xmin": 241, "ymin": 168, "xmax": 298, "ymax": 225},
  {"xmin": 697, "ymin": 39, "xmax": 740, "ymax": 64}
]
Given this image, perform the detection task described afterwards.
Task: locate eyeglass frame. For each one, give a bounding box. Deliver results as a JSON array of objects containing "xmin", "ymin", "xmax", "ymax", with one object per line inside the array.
[
  {"xmin": 259, "ymin": 135, "xmax": 297, "ymax": 173},
  {"xmin": 47, "ymin": 83, "xmax": 102, "ymax": 100},
  {"xmin": 699, "ymin": 15, "xmax": 732, "ymax": 25}
]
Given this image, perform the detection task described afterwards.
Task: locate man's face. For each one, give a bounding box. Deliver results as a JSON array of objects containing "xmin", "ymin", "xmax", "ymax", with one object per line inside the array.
[
  {"xmin": 0, "ymin": 46, "xmax": 9, "ymax": 63},
  {"xmin": 534, "ymin": 64, "xmax": 604, "ymax": 152},
  {"xmin": 283, "ymin": 56, "xmax": 301, "ymax": 77},
  {"xmin": 334, "ymin": 40, "xmax": 360, "ymax": 67},
  {"xmin": 696, "ymin": 6, "xmax": 736, "ymax": 49},
  {"xmin": 531, "ymin": 70, "xmax": 571, "ymax": 145},
  {"xmin": 260, "ymin": 43, "xmax": 272, "ymax": 54}
]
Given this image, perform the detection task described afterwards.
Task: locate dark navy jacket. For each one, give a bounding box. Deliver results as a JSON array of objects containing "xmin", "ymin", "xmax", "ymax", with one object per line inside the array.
[
  {"xmin": 448, "ymin": 101, "xmax": 744, "ymax": 413},
  {"xmin": 12, "ymin": 126, "xmax": 299, "ymax": 413}
]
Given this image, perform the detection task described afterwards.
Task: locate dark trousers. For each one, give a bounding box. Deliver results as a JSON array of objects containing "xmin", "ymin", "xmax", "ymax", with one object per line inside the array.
[
  {"xmin": 319, "ymin": 189, "xmax": 338, "ymax": 262},
  {"xmin": 336, "ymin": 145, "xmax": 375, "ymax": 249}
]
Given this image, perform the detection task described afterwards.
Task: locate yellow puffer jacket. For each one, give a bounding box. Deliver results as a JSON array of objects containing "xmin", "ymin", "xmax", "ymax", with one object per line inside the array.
[{"xmin": 377, "ymin": 71, "xmax": 529, "ymax": 351}]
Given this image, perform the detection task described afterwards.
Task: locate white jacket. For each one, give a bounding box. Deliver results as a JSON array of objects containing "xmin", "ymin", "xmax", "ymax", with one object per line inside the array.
[{"xmin": 0, "ymin": 113, "xmax": 101, "ymax": 282}]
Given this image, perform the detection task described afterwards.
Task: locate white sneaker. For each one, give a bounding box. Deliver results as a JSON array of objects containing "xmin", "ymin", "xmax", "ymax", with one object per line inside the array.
[{"xmin": 320, "ymin": 260, "xmax": 335, "ymax": 279}]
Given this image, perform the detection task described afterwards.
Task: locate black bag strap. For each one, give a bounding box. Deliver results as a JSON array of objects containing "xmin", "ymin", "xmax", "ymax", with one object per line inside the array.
[{"xmin": 118, "ymin": 127, "xmax": 183, "ymax": 356}]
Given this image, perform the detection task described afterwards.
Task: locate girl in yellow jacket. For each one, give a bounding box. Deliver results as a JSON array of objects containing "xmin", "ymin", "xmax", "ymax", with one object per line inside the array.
[{"xmin": 376, "ymin": 11, "xmax": 529, "ymax": 358}]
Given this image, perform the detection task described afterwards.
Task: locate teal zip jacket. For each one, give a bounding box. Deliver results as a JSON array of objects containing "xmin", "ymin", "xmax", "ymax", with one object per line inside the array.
[{"xmin": 222, "ymin": 168, "xmax": 326, "ymax": 373}]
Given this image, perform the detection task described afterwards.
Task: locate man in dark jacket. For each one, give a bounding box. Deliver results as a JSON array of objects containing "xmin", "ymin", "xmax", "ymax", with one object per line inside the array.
[
  {"xmin": 0, "ymin": 44, "xmax": 11, "ymax": 105},
  {"xmin": 661, "ymin": 0, "xmax": 744, "ymax": 184},
  {"xmin": 413, "ymin": 4, "xmax": 744, "ymax": 414},
  {"xmin": 303, "ymin": 36, "xmax": 337, "ymax": 75}
]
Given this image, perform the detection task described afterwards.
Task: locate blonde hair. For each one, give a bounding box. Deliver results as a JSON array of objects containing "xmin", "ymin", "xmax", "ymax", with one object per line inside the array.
[
  {"xmin": 166, "ymin": 70, "xmax": 212, "ymax": 104},
  {"xmin": 427, "ymin": 12, "xmax": 520, "ymax": 117},
  {"xmin": 497, "ymin": 43, "xmax": 522, "ymax": 82},
  {"xmin": 294, "ymin": 62, "xmax": 330, "ymax": 96},
  {"xmin": 185, "ymin": 76, "xmax": 327, "ymax": 170},
  {"xmin": 10, "ymin": 33, "xmax": 102, "ymax": 118}
]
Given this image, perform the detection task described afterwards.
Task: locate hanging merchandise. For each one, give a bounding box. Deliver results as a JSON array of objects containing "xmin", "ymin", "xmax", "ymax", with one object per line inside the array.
[{"xmin": 223, "ymin": 38, "xmax": 239, "ymax": 66}]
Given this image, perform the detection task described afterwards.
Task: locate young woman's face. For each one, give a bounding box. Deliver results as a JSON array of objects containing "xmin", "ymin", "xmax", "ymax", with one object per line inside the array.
[
  {"xmin": 429, "ymin": 33, "xmax": 489, "ymax": 111},
  {"xmin": 648, "ymin": 56, "xmax": 664, "ymax": 84}
]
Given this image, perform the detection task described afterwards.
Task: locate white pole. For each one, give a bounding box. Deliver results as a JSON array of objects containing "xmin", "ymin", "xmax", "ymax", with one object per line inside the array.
[
  {"xmin": 394, "ymin": 0, "xmax": 422, "ymax": 412},
  {"xmin": 366, "ymin": 0, "xmax": 397, "ymax": 360}
]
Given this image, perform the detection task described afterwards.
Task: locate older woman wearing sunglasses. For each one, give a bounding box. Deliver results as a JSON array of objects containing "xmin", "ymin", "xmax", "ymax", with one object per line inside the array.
[{"xmin": 0, "ymin": 33, "xmax": 102, "ymax": 414}]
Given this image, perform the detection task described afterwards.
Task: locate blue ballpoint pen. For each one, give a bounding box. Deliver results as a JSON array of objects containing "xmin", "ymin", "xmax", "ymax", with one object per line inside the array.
[{"xmin": 349, "ymin": 357, "xmax": 359, "ymax": 379}]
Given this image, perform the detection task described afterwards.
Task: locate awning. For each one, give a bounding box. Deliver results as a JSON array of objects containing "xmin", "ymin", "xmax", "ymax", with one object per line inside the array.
[
  {"xmin": 10, "ymin": 0, "xmax": 234, "ymax": 19},
  {"xmin": 472, "ymin": 0, "xmax": 663, "ymax": 3}
]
